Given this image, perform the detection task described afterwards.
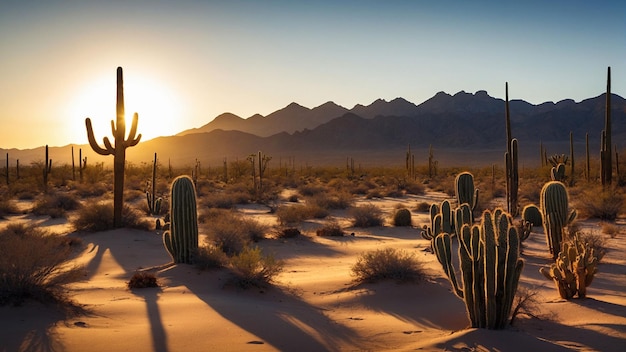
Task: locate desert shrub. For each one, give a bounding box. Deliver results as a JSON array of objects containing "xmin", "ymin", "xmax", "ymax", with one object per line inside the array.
[
  {"xmin": 510, "ymin": 287, "xmax": 545, "ymax": 326},
  {"xmin": 392, "ymin": 208, "xmax": 412, "ymax": 227},
  {"xmin": 32, "ymin": 192, "xmax": 81, "ymax": 218},
  {"xmin": 0, "ymin": 198, "xmax": 20, "ymax": 218},
  {"xmin": 577, "ymin": 188, "xmax": 624, "ymax": 220},
  {"xmin": 72, "ymin": 201, "xmax": 152, "ymax": 232},
  {"xmin": 578, "ymin": 231, "xmax": 608, "ymax": 261},
  {"xmin": 287, "ymin": 194, "xmax": 299, "ymax": 202},
  {"xmin": 275, "ymin": 204, "xmax": 311, "ymax": 225},
  {"xmin": 351, "ymin": 248, "xmax": 424, "ymax": 283},
  {"xmin": 306, "ymin": 191, "xmax": 353, "ymax": 210},
  {"xmin": 0, "ymin": 223, "xmax": 84, "ymax": 306},
  {"xmin": 297, "ymin": 184, "xmax": 327, "ymax": 197},
  {"xmin": 127, "ymin": 271, "xmax": 159, "ymax": 289},
  {"xmin": 206, "ymin": 212, "xmax": 267, "ymax": 255},
  {"xmin": 72, "ymin": 181, "xmax": 110, "ymax": 198},
  {"xmin": 365, "ymin": 188, "xmax": 384, "ymax": 199},
  {"xmin": 350, "ymin": 204, "xmax": 384, "ymax": 227},
  {"xmin": 414, "ymin": 201, "xmax": 431, "ymax": 212},
  {"xmin": 194, "ymin": 244, "xmax": 229, "ymax": 269},
  {"xmin": 403, "ymin": 180, "xmax": 425, "ymax": 195},
  {"xmin": 316, "ymin": 219, "xmax": 345, "ymax": 237},
  {"xmin": 600, "ymin": 222, "xmax": 621, "ymax": 238},
  {"xmin": 228, "ymin": 246, "xmax": 284, "ymax": 288},
  {"xmin": 202, "ymin": 190, "xmax": 249, "ymax": 209},
  {"xmin": 277, "ymin": 227, "xmax": 302, "ymax": 238}
]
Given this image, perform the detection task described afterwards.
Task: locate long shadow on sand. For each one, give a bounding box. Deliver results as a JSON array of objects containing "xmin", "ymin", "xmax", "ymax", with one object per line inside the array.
[{"xmin": 163, "ymin": 265, "xmax": 364, "ymax": 352}]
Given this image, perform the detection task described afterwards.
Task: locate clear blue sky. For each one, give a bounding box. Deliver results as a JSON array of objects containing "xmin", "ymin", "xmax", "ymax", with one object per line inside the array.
[{"xmin": 1, "ymin": 0, "xmax": 624, "ymax": 149}]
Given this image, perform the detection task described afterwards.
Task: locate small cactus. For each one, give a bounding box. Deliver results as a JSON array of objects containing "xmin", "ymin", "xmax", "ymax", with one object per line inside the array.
[
  {"xmin": 393, "ymin": 208, "xmax": 412, "ymax": 227},
  {"xmin": 540, "ymin": 181, "xmax": 577, "ymax": 260},
  {"xmin": 521, "ymin": 204, "xmax": 542, "ymax": 227},
  {"xmin": 550, "ymin": 163, "xmax": 566, "ymax": 182},
  {"xmin": 455, "ymin": 172, "xmax": 479, "ymax": 219},
  {"xmin": 163, "ymin": 176, "xmax": 199, "ymax": 264}
]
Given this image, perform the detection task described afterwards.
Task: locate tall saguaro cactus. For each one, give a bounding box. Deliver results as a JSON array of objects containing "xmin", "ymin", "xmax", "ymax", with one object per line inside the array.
[
  {"xmin": 504, "ymin": 83, "xmax": 519, "ymax": 216},
  {"xmin": 85, "ymin": 67, "xmax": 142, "ymax": 228},
  {"xmin": 601, "ymin": 67, "xmax": 612, "ymax": 186},
  {"xmin": 434, "ymin": 209, "xmax": 524, "ymax": 329}
]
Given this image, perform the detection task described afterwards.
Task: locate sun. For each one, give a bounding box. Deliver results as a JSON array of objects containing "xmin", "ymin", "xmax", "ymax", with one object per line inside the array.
[{"xmin": 67, "ymin": 71, "xmax": 184, "ymax": 145}]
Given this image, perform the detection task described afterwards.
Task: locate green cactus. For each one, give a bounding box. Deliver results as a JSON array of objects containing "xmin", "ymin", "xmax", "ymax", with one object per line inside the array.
[
  {"xmin": 393, "ymin": 208, "xmax": 412, "ymax": 227},
  {"xmin": 454, "ymin": 203, "xmax": 473, "ymax": 238},
  {"xmin": 434, "ymin": 208, "xmax": 524, "ymax": 329},
  {"xmin": 521, "ymin": 204, "xmax": 542, "ymax": 227},
  {"xmin": 550, "ymin": 163, "xmax": 566, "ymax": 182},
  {"xmin": 455, "ymin": 172, "xmax": 479, "ymax": 218},
  {"xmin": 540, "ymin": 232, "xmax": 598, "ymax": 299},
  {"xmin": 423, "ymin": 200, "xmax": 453, "ymax": 240},
  {"xmin": 146, "ymin": 153, "xmax": 162, "ymax": 215},
  {"xmin": 540, "ymin": 181, "xmax": 577, "ymax": 260},
  {"xmin": 42, "ymin": 145, "xmax": 52, "ymax": 191},
  {"xmin": 85, "ymin": 67, "xmax": 141, "ymax": 228},
  {"xmin": 504, "ymin": 83, "xmax": 519, "ymax": 217},
  {"xmin": 163, "ymin": 175, "xmax": 199, "ymax": 264},
  {"xmin": 601, "ymin": 66, "xmax": 612, "ymax": 186}
]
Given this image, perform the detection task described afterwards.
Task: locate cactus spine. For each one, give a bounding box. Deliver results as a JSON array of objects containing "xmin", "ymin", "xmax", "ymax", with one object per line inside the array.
[
  {"xmin": 540, "ymin": 181, "xmax": 577, "ymax": 260},
  {"xmin": 163, "ymin": 176, "xmax": 199, "ymax": 263},
  {"xmin": 540, "ymin": 233, "xmax": 598, "ymax": 299},
  {"xmin": 434, "ymin": 209, "xmax": 524, "ymax": 329},
  {"xmin": 85, "ymin": 67, "xmax": 142, "ymax": 227},
  {"xmin": 455, "ymin": 172, "xmax": 479, "ymax": 220}
]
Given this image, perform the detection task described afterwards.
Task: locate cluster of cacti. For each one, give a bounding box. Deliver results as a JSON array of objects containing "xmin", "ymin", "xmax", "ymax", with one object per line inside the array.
[
  {"xmin": 540, "ymin": 232, "xmax": 598, "ymax": 299},
  {"xmin": 455, "ymin": 172, "xmax": 479, "ymax": 220},
  {"xmin": 163, "ymin": 176, "xmax": 199, "ymax": 264},
  {"xmin": 540, "ymin": 181, "xmax": 577, "ymax": 260},
  {"xmin": 550, "ymin": 163, "xmax": 566, "ymax": 182},
  {"xmin": 433, "ymin": 208, "xmax": 524, "ymax": 329},
  {"xmin": 521, "ymin": 204, "xmax": 542, "ymax": 227},
  {"xmin": 147, "ymin": 153, "xmax": 162, "ymax": 215},
  {"xmin": 422, "ymin": 200, "xmax": 453, "ymax": 242},
  {"xmin": 601, "ymin": 66, "xmax": 612, "ymax": 186},
  {"xmin": 85, "ymin": 67, "xmax": 141, "ymax": 227},
  {"xmin": 42, "ymin": 145, "xmax": 52, "ymax": 191}
]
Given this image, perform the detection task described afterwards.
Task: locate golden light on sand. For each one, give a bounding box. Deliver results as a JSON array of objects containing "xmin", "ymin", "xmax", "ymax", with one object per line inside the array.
[{"xmin": 67, "ymin": 72, "xmax": 184, "ymax": 144}]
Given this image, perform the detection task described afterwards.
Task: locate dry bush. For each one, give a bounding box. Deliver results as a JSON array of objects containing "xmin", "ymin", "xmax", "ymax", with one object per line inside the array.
[
  {"xmin": 351, "ymin": 248, "xmax": 425, "ymax": 283},
  {"xmin": 577, "ymin": 187, "xmax": 624, "ymax": 220},
  {"xmin": 403, "ymin": 180, "xmax": 425, "ymax": 195},
  {"xmin": 276, "ymin": 227, "xmax": 302, "ymax": 238},
  {"xmin": 316, "ymin": 219, "xmax": 345, "ymax": 237},
  {"xmin": 350, "ymin": 204, "xmax": 384, "ymax": 227},
  {"xmin": 202, "ymin": 189, "xmax": 250, "ymax": 209},
  {"xmin": 365, "ymin": 189, "xmax": 384, "ymax": 199},
  {"xmin": 228, "ymin": 246, "xmax": 284, "ymax": 288},
  {"xmin": 127, "ymin": 271, "xmax": 159, "ymax": 289},
  {"xmin": 206, "ymin": 211, "xmax": 267, "ymax": 255},
  {"xmin": 297, "ymin": 184, "xmax": 327, "ymax": 197},
  {"xmin": 32, "ymin": 192, "xmax": 81, "ymax": 218},
  {"xmin": 275, "ymin": 204, "xmax": 312, "ymax": 225},
  {"xmin": 414, "ymin": 201, "xmax": 431, "ymax": 213},
  {"xmin": 306, "ymin": 190, "xmax": 353, "ymax": 210},
  {"xmin": 72, "ymin": 201, "xmax": 152, "ymax": 232},
  {"xmin": 0, "ymin": 223, "xmax": 84, "ymax": 307},
  {"xmin": 578, "ymin": 231, "xmax": 608, "ymax": 261},
  {"xmin": 72, "ymin": 181, "xmax": 110, "ymax": 198},
  {"xmin": 509, "ymin": 286, "xmax": 546, "ymax": 326},
  {"xmin": 194, "ymin": 244, "xmax": 229, "ymax": 269},
  {"xmin": 600, "ymin": 222, "xmax": 621, "ymax": 238},
  {"xmin": 0, "ymin": 198, "xmax": 20, "ymax": 219}
]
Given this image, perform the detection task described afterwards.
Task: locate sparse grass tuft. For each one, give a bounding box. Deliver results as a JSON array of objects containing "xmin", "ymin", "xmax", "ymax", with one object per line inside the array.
[
  {"xmin": 32, "ymin": 192, "xmax": 81, "ymax": 218},
  {"xmin": 0, "ymin": 198, "xmax": 21, "ymax": 219},
  {"xmin": 205, "ymin": 211, "xmax": 267, "ymax": 256},
  {"xmin": 72, "ymin": 201, "xmax": 152, "ymax": 232},
  {"xmin": 316, "ymin": 219, "xmax": 345, "ymax": 237},
  {"xmin": 600, "ymin": 222, "xmax": 621, "ymax": 238},
  {"xmin": 577, "ymin": 187, "xmax": 624, "ymax": 221},
  {"xmin": 351, "ymin": 248, "xmax": 425, "ymax": 283},
  {"xmin": 414, "ymin": 201, "xmax": 431, "ymax": 212},
  {"xmin": 127, "ymin": 271, "xmax": 159, "ymax": 289}
]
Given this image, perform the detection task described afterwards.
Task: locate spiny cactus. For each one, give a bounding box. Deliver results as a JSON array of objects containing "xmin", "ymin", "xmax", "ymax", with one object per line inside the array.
[
  {"xmin": 550, "ymin": 163, "xmax": 566, "ymax": 182},
  {"xmin": 521, "ymin": 204, "xmax": 542, "ymax": 227},
  {"xmin": 85, "ymin": 67, "xmax": 141, "ymax": 227},
  {"xmin": 433, "ymin": 208, "xmax": 524, "ymax": 329},
  {"xmin": 540, "ymin": 181, "xmax": 577, "ymax": 260},
  {"xmin": 540, "ymin": 232, "xmax": 599, "ymax": 299},
  {"xmin": 454, "ymin": 203, "xmax": 473, "ymax": 237},
  {"xmin": 422, "ymin": 200, "xmax": 453, "ymax": 242},
  {"xmin": 393, "ymin": 208, "xmax": 412, "ymax": 227},
  {"xmin": 601, "ymin": 66, "xmax": 612, "ymax": 186},
  {"xmin": 504, "ymin": 83, "xmax": 519, "ymax": 216},
  {"xmin": 455, "ymin": 172, "xmax": 479, "ymax": 219},
  {"xmin": 163, "ymin": 176, "xmax": 199, "ymax": 264},
  {"xmin": 146, "ymin": 153, "xmax": 162, "ymax": 216}
]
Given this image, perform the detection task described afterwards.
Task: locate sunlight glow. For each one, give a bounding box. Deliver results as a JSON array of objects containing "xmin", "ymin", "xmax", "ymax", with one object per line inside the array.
[{"xmin": 67, "ymin": 72, "xmax": 184, "ymax": 144}]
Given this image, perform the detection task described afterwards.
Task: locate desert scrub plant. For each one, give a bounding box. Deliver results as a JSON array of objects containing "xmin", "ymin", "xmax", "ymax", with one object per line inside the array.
[
  {"xmin": 305, "ymin": 190, "xmax": 353, "ymax": 210},
  {"xmin": 206, "ymin": 211, "xmax": 267, "ymax": 255},
  {"xmin": 228, "ymin": 246, "xmax": 284, "ymax": 288},
  {"xmin": 351, "ymin": 248, "xmax": 425, "ymax": 283},
  {"xmin": 316, "ymin": 218, "xmax": 345, "ymax": 237},
  {"xmin": 31, "ymin": 192, "xmax": 81, "ymax": 218},
  {"xmin": 193, "ymin": 244, "xmax": 229, "ymax": 269},
  {"xmin": 0, "ymin": 223, "xmax": 84, "ymax": 306},
  {"xmin": 600, "ymin": 222, "xmax": 621, "ymax": 238},
  {"xmin": 275, "ymin": 204, "xmax": 313, "ymax": 225},
  {"xmin": 576, "ymin": 187, "xmax": 624, "ymax": 220},
  {"xmin": 414, "ymin": 201, "xmax": 431, "ymax": 212},
  {"xmin": 72, "ymin": 200, "xmax": 151, "ymax": 232},
  {"xmin": 392, "ymin": 208, "xmax": 412, "ymax": 227},
  {"xmin": 127, "ymin": 271, "xmax": 159, "ymax": 289},
  {"xmin": 0, "ymin": 198, "xmax": 20, "ymax": 219},
  {"xmin": 350, "ymin": 203, "xmax": 384, "ymax": 227}
]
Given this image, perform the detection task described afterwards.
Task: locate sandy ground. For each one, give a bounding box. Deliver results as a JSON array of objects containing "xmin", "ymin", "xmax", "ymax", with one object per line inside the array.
[{"xmin": 1, "ymin": 194, "xmax": 626, "ymax": 352}]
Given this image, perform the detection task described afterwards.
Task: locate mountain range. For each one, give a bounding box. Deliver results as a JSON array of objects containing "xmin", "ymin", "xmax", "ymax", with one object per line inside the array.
[{"xmin": 3, "ymin": 90, "xmax": 625, "ymax": 168}]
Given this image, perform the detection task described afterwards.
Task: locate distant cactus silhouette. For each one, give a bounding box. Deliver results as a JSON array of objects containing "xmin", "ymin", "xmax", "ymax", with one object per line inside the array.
[{"xmin": 85, "ymin": 67, "xmax": 141, "ymax": 228}]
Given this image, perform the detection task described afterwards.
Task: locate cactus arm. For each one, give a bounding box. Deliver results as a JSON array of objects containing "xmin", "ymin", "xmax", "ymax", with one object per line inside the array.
[
  {"xmin": 125, "ymin": 112, "xmax": 142, "ymax": 147},
  {"xmin": 434, "ymin": 233, "xmax": 464, "ymax": 298},
  {"xmin": 85, "ymin": 118, "xmax": 114, "ymax": 156}
]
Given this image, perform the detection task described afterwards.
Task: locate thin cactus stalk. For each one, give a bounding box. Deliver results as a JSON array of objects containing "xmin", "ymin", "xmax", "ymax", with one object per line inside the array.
[
  {"xmin": 147, "ymin": 153, "xmax": 161, "ymax": 216},
  {"xmin": 505, "ymin": 138, "xmax": 519, "ymax": 216},
  {"xmin": 540, "ymin": 181, "xmax": 577, "ymax": 260},
  {"xmin": 422, "ymin": 200, "xmax": 453, "ymax": 243},
  {"xmin": 540, "ymin": 232, "xmax": 598, "ymax": 299},
  {"xmin": 434, "ymin": 209, "xmax": 524, "ymax": 329},
  {"xmin": 85, "ymin": 67, "xmax": 141, "ymax": 228},
  {"xmin": 79, "ymin": 148, "xmax": 87, "ymax": 183},
  {"xmin": 601, "ymin": 67, "xmax": 612, "ymax": 186},
  {"xmin": 71, "ymin": 146, "xmax": 76, "ymax": 181},
  {"xmin": 163, "ymin": 176, "xmax": 198, "ymax": 264},
  {"xmin": 16, "ymin": 159, "xmax": 19, "ymax": 180},
  {"xmin": 258, "ymin": 150, "xmax": 271, "ymax": 191},
  {"xmin": 42, "ymin": 145, "xmax": 52, "ymax": 191}
]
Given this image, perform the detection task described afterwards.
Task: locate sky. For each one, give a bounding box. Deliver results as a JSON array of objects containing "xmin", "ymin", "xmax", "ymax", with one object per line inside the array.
[{"xmin": 1, "ymin": 0, "xmax": 625, "ymax": 149}]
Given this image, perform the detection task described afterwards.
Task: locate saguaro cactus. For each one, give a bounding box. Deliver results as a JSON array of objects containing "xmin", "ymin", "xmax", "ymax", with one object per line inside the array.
[
  {"xmin": 85, "ymin": 67, "xmax": 142, "ymax": 228},
  {"xmin": 434, "ymin": 208, "xmax": 524, "ymax": 329},
  {"xmin": 455, "ymin": 171, "xmax": 479, "ymax": 218},
  {"xmin": 504, "ymin": 83, "xmax": 519, "ymax": 216},
  {"xmin": 42, "ymin": 145, "xmax": 52, "ymax": 191},
  {"xmin": 163, "ymin": 175, "xmax": 199, "ymax": 264},
  {"xmin": 540, "ymin": 181, "xmax": 577, "ymax": 260},
  {"xmin": 601, "ymin": 67, "xmax": 612, "ymax": 186},
  {"xmin": 146, "ymin": 153, "xmax": 162, "ymax": 215}
]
